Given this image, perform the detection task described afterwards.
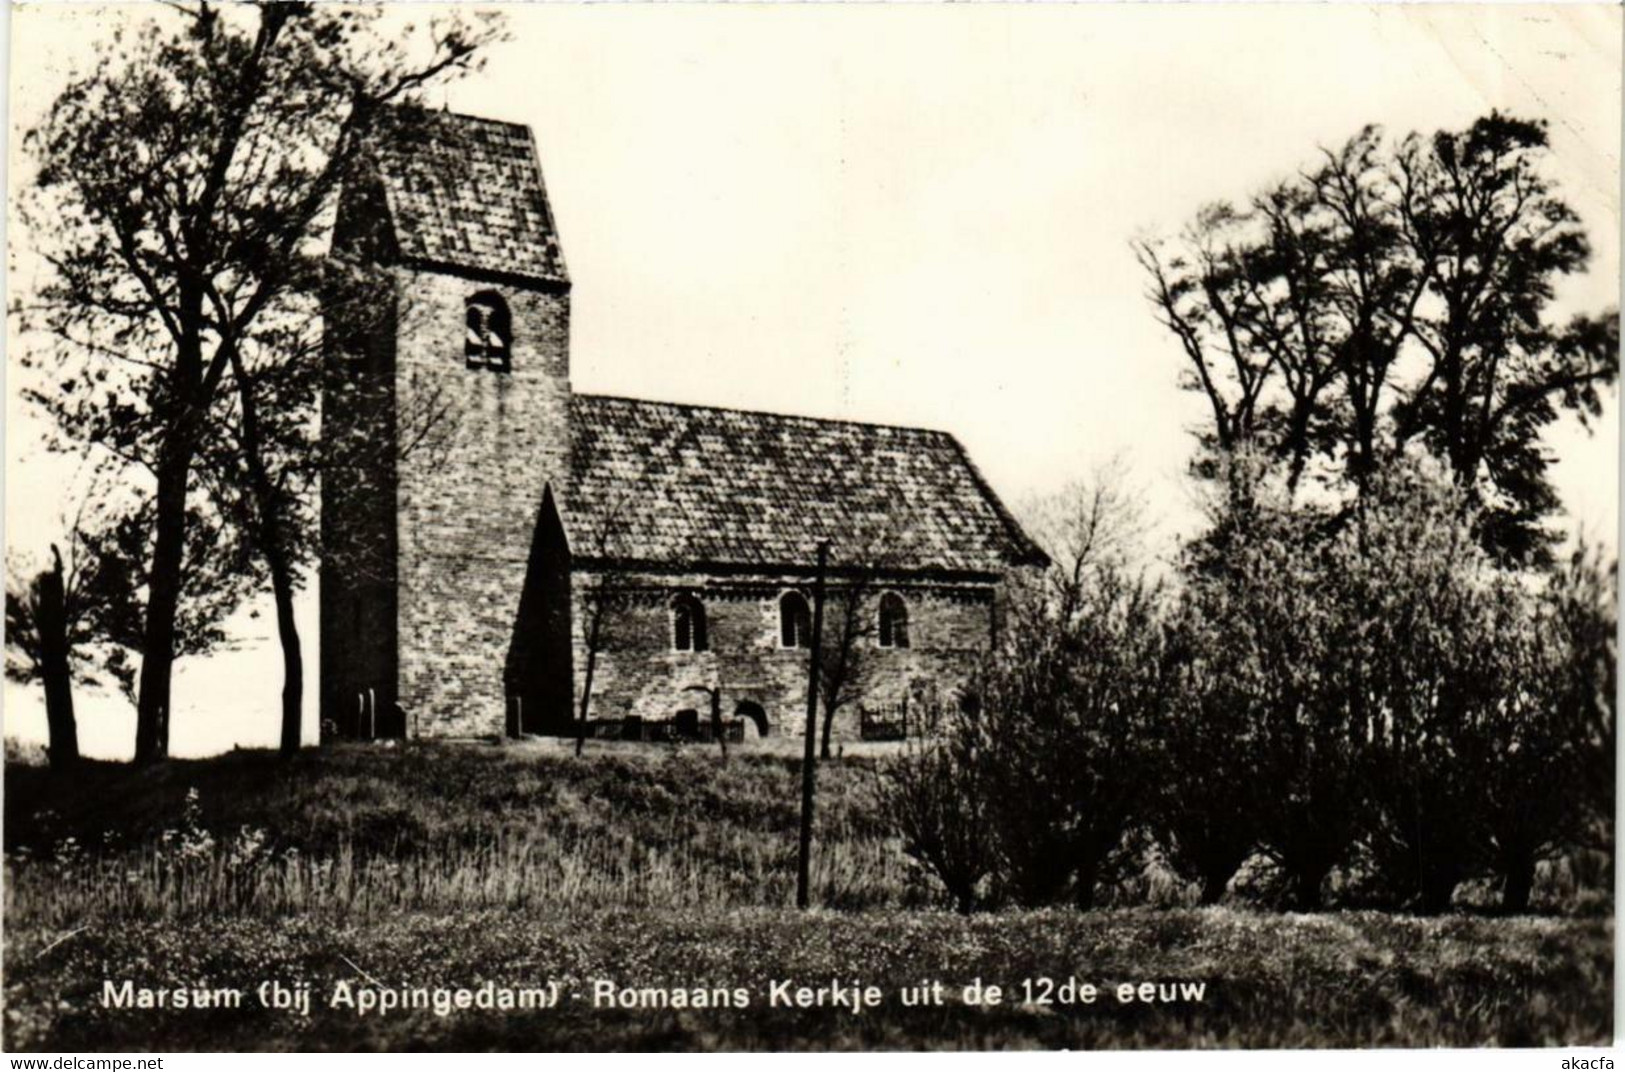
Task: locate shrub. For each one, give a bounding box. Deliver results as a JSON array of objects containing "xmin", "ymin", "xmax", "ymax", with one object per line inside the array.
[
  {"xmin": 883, "ymin": 741, "xmax": 992, "ymax": 913},
  {"xmin": 887, "ymin": 541, "xmax": 1168, "ymax": 911}
]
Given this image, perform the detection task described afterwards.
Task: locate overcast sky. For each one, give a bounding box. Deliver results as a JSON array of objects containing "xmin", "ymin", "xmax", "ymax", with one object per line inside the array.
[{"xmin": 6, "ymin": 3, "xmax": 1620, "ymax": 758}]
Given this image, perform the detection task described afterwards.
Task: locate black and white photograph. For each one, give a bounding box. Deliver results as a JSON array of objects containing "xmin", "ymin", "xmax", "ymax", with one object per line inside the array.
[{"xmin": 1, "ymin": 1, "xmax": 1618, "ymax": 1053}]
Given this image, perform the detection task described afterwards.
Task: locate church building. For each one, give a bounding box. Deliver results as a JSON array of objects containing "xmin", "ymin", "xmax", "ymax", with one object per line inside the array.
[{"xmin": 319, "ymin": 111, "xmax": 1046, "ymax": 743}]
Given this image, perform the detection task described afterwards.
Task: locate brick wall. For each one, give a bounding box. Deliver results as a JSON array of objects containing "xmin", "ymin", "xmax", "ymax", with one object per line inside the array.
[
  {"xmin": 319, "ymin": 263, "xmax": 401, "ymax": 739},
  {"xmin": 392, "ymin": 267, "xmax": 573, "ymax": 737},
  {"xmin": 569, "ymin": 571, "xmax": 995, "ymax": 740}
]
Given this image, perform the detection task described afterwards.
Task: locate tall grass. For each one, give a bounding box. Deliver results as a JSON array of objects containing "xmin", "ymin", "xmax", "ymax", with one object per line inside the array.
[
  {"xmin": 3, "ymin": 744, "xmax": 1608, "ymax": 927},
  {"xmin": 8, "ymin": 828, "xmax": 916, "ymax": 925}
]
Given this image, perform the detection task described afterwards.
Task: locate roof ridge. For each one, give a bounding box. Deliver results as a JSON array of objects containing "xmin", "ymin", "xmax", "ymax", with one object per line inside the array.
[
  {"xmin": 402, "ymin": 107, "xmax": 532, "ymax": 133},
  {"xmin": 568, "ymin": 390, "xmax": 1047, "ymax": 573},
  {"xmin": 573, "ymin": 391, "xmax": 952, "ymax": 439}
]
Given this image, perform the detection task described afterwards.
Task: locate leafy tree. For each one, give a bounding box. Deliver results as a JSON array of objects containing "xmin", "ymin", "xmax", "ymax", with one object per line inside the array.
[
  {"xmin": 4, "ymin": 467, "xmax": 255, "ymax": 764},
  {"xmin": 1478, "ymin": 545, "xmax": 1616, "ymax": 912},
  {"xmin": 1334, "ymin": 468, "xmax": 1498, "ymax": 913},
  {"xmin": 1199, "ymin": 490, "xmax": 1363, "ymax": 911},
  {"xmin": 1179, "ymin": 460, "xmax": 1613, "ymax": 913},
  {"xmin": 1181, "ymin": 462, "xmax": 1504, "ymax": 912},
  {"xmin": 1157, "ymin": 586, "xmax": 1269, "ymax": 905},
  {"xmin": 1136, "ymin": 113, "xmax": 1617, "ymax": 563},
  {"xmin": 20, "ymin": 3, "xmax": 501, "ymax": 761},
  {"xmin": 1389, "ymin": 117, "xmax": 1615, "ymax": 559},
  {"xmin": 986, "ymin": 561, "xmax": 1166, "ymax": 909},
  {"xmin": 201, "ymin": 312, "xmax": 320, "ymax": 756}
]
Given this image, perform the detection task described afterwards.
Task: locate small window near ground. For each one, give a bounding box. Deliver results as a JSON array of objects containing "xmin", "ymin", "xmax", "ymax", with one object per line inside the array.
[{"xmin": 878, "ymin": 591, "xmax": 909, "ymax": 649}]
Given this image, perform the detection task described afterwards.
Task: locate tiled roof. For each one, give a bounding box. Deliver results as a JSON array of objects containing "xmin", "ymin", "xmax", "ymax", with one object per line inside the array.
[
  {"xmin": 565, "ymin": 395, "xmax": 1046, "ymax": 576},
  {"xmin": 373, "ymin": 110, "xmax": 567, "ymax": 285}
]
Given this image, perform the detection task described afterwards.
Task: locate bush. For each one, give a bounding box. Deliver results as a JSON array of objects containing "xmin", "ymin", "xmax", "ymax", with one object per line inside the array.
[
  {"xmin": 891, "ymin": 462, "xmax": 1617, "ymax": 916},
  {"xmin": 887, "ymin": 534, "xmax": 1168, "ymax": 911},
  {"xmin": 884, "ymin": 741, "xmax": 992, "ymax": 913}
]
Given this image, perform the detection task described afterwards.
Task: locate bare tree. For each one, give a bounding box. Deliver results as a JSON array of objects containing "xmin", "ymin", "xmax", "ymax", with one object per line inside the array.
[
  {"xmin": 814, "ymin": 512, "xmax": 923, "ymax": 759},
  {"xmin": 1009, "ymin": 456, "xmax": 1151, "ymax": 625},
  {"xmin": 572, "ymin": 496, "xmax": 637, "ymax": 757},
  {"xmin": 815, "ymin": 573, "xmax": 879, "ymax": 761}
]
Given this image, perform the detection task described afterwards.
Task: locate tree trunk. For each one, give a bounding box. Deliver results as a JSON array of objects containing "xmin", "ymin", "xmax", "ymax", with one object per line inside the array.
[
  {"xmin": 1198, "ymin": 870, "xmax": 1230, "ymax": 907},
  {"xmin": 268, "ymin": 548, "xmax": 303, "ymax": 757},
  {"xmin": 1289, "ymin": 861, "xmax": 1331, "ymax": 911},
  {"xmin": 1417, "ymin": 872, "xmax": 1459, "ymax": 916},
  {"xmin": 134, "ymin": 448, "xmax": 192, "ymax": 765},
  {"xmin": 36, "ymin": 549, "xmax": 78, "ymax": 770},
  {"xmin": 227, "ymin": 345, "xmax": 304, "ymax": 759},
  {"xmin": 711, "ymin": 688, "xmax": 727, "ymax": 762},
  {"xmin": 1500, "ymin": 854, "xmax": 1536, "ymax": 915},
  {"xmin": 819, "ymin": 700, "xmax": 836, "ymax": 761},
  {"xmin": 1284, "ymin": 405, "xmax": 1312, "ymax": 498}
]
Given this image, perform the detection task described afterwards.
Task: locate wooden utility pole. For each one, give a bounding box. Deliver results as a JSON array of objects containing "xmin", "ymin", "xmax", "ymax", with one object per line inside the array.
[{"xmin": 796, "ymin": 540, "xmax": 831, "ymax": 909}]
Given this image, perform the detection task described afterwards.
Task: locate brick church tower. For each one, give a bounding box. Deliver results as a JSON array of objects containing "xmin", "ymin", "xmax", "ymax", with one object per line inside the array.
[
  {"xmin": 322, "ymin": 110, "xmax": 1049, "ymax": 747},
  {"xmin": 321, "ymin": 111, "xmax": 575, "ymax": 739}
]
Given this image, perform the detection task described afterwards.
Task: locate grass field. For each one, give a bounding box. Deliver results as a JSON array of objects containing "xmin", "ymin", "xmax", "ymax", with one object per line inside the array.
[{"xmin": 3, "ymin": 743, "xmax": 1614, "ymax": 1050}]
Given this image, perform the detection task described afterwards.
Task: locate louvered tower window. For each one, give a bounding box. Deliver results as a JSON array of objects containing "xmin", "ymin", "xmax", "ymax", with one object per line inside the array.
[{"xmin": 465, "ymin": 291, "xmax": 512, "ymax": 372}]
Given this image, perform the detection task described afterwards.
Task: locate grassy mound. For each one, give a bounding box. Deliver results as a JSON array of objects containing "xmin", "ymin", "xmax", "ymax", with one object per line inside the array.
[
  {"xmin": 6, "ymin": 744, "xmax": 910, "ymax": 922},
  {"xmin": 3, "ymin": 745, "xmax": 1612, "ymax": 1050}
]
